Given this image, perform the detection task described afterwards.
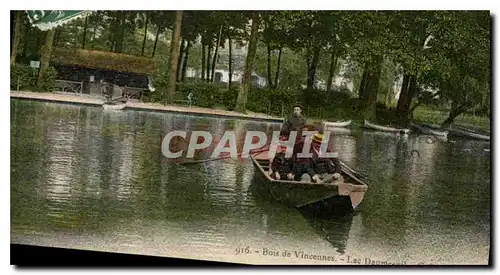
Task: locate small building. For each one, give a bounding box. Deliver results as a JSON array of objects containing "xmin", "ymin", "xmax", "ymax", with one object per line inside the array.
[
  {"xmin": 184, "ymin": 67, "xmax": 267, "ymax": 88},
  {"xmin": 51, "ymin": 47, "xmax": 156, "ymax": 99}
]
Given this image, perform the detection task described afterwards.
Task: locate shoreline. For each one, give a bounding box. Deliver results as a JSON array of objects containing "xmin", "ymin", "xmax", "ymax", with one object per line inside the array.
[{"xmin": 10, "ymin": 91, "xmax": 285, "ymax": 124}]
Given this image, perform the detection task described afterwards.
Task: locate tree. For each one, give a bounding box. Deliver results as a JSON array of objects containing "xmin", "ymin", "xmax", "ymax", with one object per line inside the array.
[
  {"xmin": 11, "ymin": 11, "xmax": 23, "ymax": 65},
  {"xmin": 421, "ymin": 11, "xmax": 490, "ymax": 128},
  {"xmin": 166, "ymin": 11, "xmax": 184, "ymax": 104},
  {"xmin": 37, "ymin": 28, "xmax": 56, "ymax": 87},
  {"xmin": 344, "ymin": 11, "xmax": 392, "ymax": 119},
  {"xmin": 235, "ymin": 12, "xmax": 260, "ymax": 113},
  {"xmin": 140, "ymin": 12, "xmax": 149, "ymax": 56}
]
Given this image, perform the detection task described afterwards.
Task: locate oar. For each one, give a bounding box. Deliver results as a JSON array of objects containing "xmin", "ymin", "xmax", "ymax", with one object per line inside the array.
[
  {"xmin": 340, "ymin": 161, "xmax": 370, "ymax": 181},
  {"xmin": 176, "ymin": 146, "xmax": 271, "ymax": 166}
]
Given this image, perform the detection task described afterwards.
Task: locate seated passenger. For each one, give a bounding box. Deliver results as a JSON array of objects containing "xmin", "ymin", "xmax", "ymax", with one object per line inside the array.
[
  {"xmin": 308, "ymin": 133, "xmax": 341, "ymax": 184},
  {"xmin": 289, "ymin": 125, "xmax": 321, "ymax": 183},
  {"xmin": 269, "ymin": 145, "xmax": 293, "ymax": 180},
  {"xmin": 290, "ymin": 157, "xmax": 314, "ymax": 182}
]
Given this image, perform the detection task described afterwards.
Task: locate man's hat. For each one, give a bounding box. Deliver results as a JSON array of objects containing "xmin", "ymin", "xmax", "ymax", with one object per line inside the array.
[
  {"xmin": 312, "ymin": 133, "xmax": 324, "ymax": 143},
  {"xmin": 293, "ymin": 103, "xmax": 303, "ymax": 109}
]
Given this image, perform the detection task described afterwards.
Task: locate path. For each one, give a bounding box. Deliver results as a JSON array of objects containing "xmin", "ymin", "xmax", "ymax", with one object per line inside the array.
[{"xmin": 10, "ymin": 91, "xmax": 285, "ymax": 123}]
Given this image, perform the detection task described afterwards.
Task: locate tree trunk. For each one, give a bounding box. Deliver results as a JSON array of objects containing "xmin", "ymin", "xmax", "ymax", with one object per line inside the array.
[
  {"xmin": 165, "ymin": 10, "xmax": 183, "ymax": 104},
  {"xmin": 37, "ymin": 28, "xmax": 56, "ymax": 87},
  {"xmin": 396, "ymin": 74, "xmax": 417, "ymax": 123},
  {"xmin": 396, "ymin": 73, "xmax": 411, "ymax": 115},
  {"xmin": 228, "ymin": 35, "xmax": 233, "ymax": 88},
  {"xmin": 11, "ymin": 11, "xmax": 22, "ymax": 65},
  {"xmin": 115, "ymin": 11, "xmax": 126, "ymax": 53},
  {"xmin": 206, "ymin": 44, "xmax": 212, "ymax": 83},
  {"xmin": 358, "ymin": 63, "xmax": 369, "ymax": 98},
  {"xmin": 22, "ymin": 20, "xmax": 30, "ymax": 59},
  {"xmin": 176, "ymin": 39, "xmax": 185, "ymax": 82},
  {"xmin": 408, "ymin": 101, "xmax": 423, "ymax": 121},
  {"xmin": 141, "ymin": 13, "xmax": 148, "ymax": 56},
  {"xmin": 326, "ymin": 50, "xmax": 338, "ymax": 91},
  {"xmin": 274, "ymin": 46, "xmax": 282, "ymax": 89},
  {"xmin": 201, "ymin": 41, "xmax": 206, "ymax": 80},
  {"xmin": 151, "ymin": 26, "xmax": 161, "ymax": 57},
  {"xmin": 306, "ymin": 45, "xmax": 321, "ymax": 90},
  {"xmin": 109, "ymin": 12, "xmax": 120, "ymax": 52},
  {"xmin": 53, "ymin": 28, "xmax": 61, "ymax": 48},
  {"xmin": 441, "ymin": 103, "xmax": 466, "ymax": 129},
  {"xmin": 267, "ymin": 43, "xmax": 273, "ymax": 88},
  {"xmin": 211, "ymin": 26, "xmax": 223, "ymax": 83},
  {"xmin": 10, "ymin": 11, "xmax": 15, "ymax": 54},
  {"xmin": 235, "ymin": 12, "xmax": 259, "ymax": 113},
  {"xmin": 82, "ymin": 15, "xmax": 88, "ymax": 49},
  {"xmin": 91, "ymin": 12, "xmax": 100, "ymax": 48},
  {"xmin": 181, "ymin": 42, "xmax": 190, "ymax": 82},
  {"xmin": 360, "ymin": 55, "xmax": 383, "ymax": 120}
]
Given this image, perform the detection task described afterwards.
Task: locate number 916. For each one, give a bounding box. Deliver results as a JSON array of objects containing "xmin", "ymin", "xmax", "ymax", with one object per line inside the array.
[{"xmin": 235, "ymin": 246, "xmax": 250, "ymax": 255}]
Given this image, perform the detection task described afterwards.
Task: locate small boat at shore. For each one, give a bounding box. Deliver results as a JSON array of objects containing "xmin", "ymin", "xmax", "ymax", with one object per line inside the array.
[
  {"xmin": 363, "ymin": 120, "xmax": 411, "ymax": 135},
  {"xmin": 102, "ymin": 101, "xmax": 127, "ymax": 110},
  {"xmin": 322, "ymin": 120, "xmax": 352, "ymax": 129},
  {"xmin": 250, "ymin": 150, "xmax": 368, "ymax": 214},
  {"xmin": 449, "ymin": 126, "xmax": 490, "ymax": 141},
  {"xmin": 410, "ymin": 123, "xmax": 448, "ymax": 139}
]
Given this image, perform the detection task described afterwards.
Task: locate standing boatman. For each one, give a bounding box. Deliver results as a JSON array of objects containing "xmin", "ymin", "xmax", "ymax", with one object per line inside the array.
[{"xmin": 281, "ymin": 103, "xmax": 307, "ymax": 135}]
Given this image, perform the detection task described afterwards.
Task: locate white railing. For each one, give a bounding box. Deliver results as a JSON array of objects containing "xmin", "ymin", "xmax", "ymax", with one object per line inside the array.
[
  {"xmin": 55, "ymin": 80, "xmax": 83, "ymax": 94},
  {"xmin": 123, "ymin": 86, "xmax": 145, "ymax": 100}
]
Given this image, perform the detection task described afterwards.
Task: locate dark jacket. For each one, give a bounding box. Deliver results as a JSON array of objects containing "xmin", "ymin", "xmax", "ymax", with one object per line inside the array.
[
  {"xmin": 271, "ymin": 152, "xmax": 293, "ymax": 177},
  {"xmin": 282, "ymin": 114, "xmax": 307, "ymax": 133},
  {"xmin": 309, "ymin": 156, "xmax": 341, "ymax": 175},
  {"xmin": 291, "ymin": 157, "xmax": 313, "ymax": 180}
]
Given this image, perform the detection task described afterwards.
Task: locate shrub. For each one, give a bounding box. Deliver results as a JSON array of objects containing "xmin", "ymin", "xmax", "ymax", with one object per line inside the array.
[
  {"xmin": 177, "ymin": 81, "xmax": 224, "ymax": 108},
  {"xmin": 10, "ymin": 64, "xmax": 34, "ymax": 91},
  {"xmin": 245, "ymin": 87, "xmax": 296, "ymax": 116},
  {"xmin": 39, "ymin": 67, "xmax": 58, "ymax": 92},
  {"xmin": 10, "ymin": 63, "xmax": 57, "ymax": 92},
  {"xmin": 144, "ymin": 72, "xmax": 168, "ymax": 103}
]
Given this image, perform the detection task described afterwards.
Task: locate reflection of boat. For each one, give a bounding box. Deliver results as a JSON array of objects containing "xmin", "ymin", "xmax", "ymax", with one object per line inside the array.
[
  {"xmin": 449, "ymin": 126, "xmax": 490, "ymax": 141},
  {"xmin": 410, "ymin": 123, "xmax": 448, "ymax": 139},
  {"xmin": 323, "ymin": 120, "xmax": 352, "ymax": 129},
  {"xmin": 364, "ymin": 120, "xmax": 411, "ymax": 134},
  {"xmin": 300, "ymin": 210, "xmax": 355, "ymax": 254},
  {"xmin": 250, "ymin": 151, "xmax": 368, "ymax": 214}
]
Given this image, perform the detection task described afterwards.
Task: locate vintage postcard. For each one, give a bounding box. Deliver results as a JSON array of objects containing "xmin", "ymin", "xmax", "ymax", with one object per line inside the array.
[{"xmin": 9, "ymin": 8, "xmax": 491, "ymax": 266}]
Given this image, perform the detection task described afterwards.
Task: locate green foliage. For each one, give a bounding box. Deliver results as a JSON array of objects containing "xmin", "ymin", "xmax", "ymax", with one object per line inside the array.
[
  {"xmin": 40, "ymin": 67, "xmax": 58, "ymax": 92},
  {"xmin": 12, "ymin": 10, "xmax": 490, "ymax": 127},
  {"xmin": 10, "ymin": 63, "xmax": 57, "ymax": 92},
  {"xmin": 10, "ymin": 64, "xmax": 34, "ymax": 90},
  {"xmin": 177, "ymin": 81, "xmax": 226, "ymax": 108}
]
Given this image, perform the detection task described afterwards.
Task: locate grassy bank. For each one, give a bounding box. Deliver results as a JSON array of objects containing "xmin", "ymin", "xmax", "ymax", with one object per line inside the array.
[{"xmin": 412, "ymin": 106, "xmax": 490, "ymax": 132}]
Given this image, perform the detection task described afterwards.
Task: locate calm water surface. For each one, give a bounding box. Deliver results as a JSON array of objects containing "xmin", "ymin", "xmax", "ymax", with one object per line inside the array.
[{"xmin": 10, "ymin": 99, "xmax": 491, "ymax": 265}]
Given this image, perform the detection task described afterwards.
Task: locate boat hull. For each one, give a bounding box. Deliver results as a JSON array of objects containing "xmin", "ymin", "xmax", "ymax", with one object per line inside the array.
[
  {"xmin": 364, "ymin": 120, "xmax": 410, "ymax": 134},
  {"xmin": 410, "ymin": 123, "xmax": 448, "ymax": 138},
  {"xmin": 449, "ymin": 127, "xmax": 490, "ymax": 141},
  {"xmin": 103, "ymin": 103, "xmax": 126, "ymax": 110},
  {"xmin": 322, "ymin": 120, "xmax": 352, "ymax": 128},
  {"xmin": 250, "ymin": 151, "xmax": 368, "ymax": 214}
]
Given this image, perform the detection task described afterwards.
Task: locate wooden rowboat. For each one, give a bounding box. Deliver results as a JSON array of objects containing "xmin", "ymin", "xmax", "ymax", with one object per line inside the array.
[
  {"xmin": 363, "ymin": 120, "xmax": 411, "ymax": 135},
  {"xmin": 250, "ymin": 150, "xmax": 368, "ymax": 214},
  {"xmin": 449, "ymin": 126, "xmax": 490, "ymax": 141},
  {"xmin": 322, "ymin": 120, "xmax": 352, "ymax": 128},
  {"xmin": 410, "ymin": 123, "xmax": 448, "ymax": 138}
]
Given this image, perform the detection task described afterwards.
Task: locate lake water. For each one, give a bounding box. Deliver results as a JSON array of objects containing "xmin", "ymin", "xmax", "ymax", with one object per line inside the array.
[{"xmin": 10, "ymin": 99, "xmax": 491, "ymax": 265}]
